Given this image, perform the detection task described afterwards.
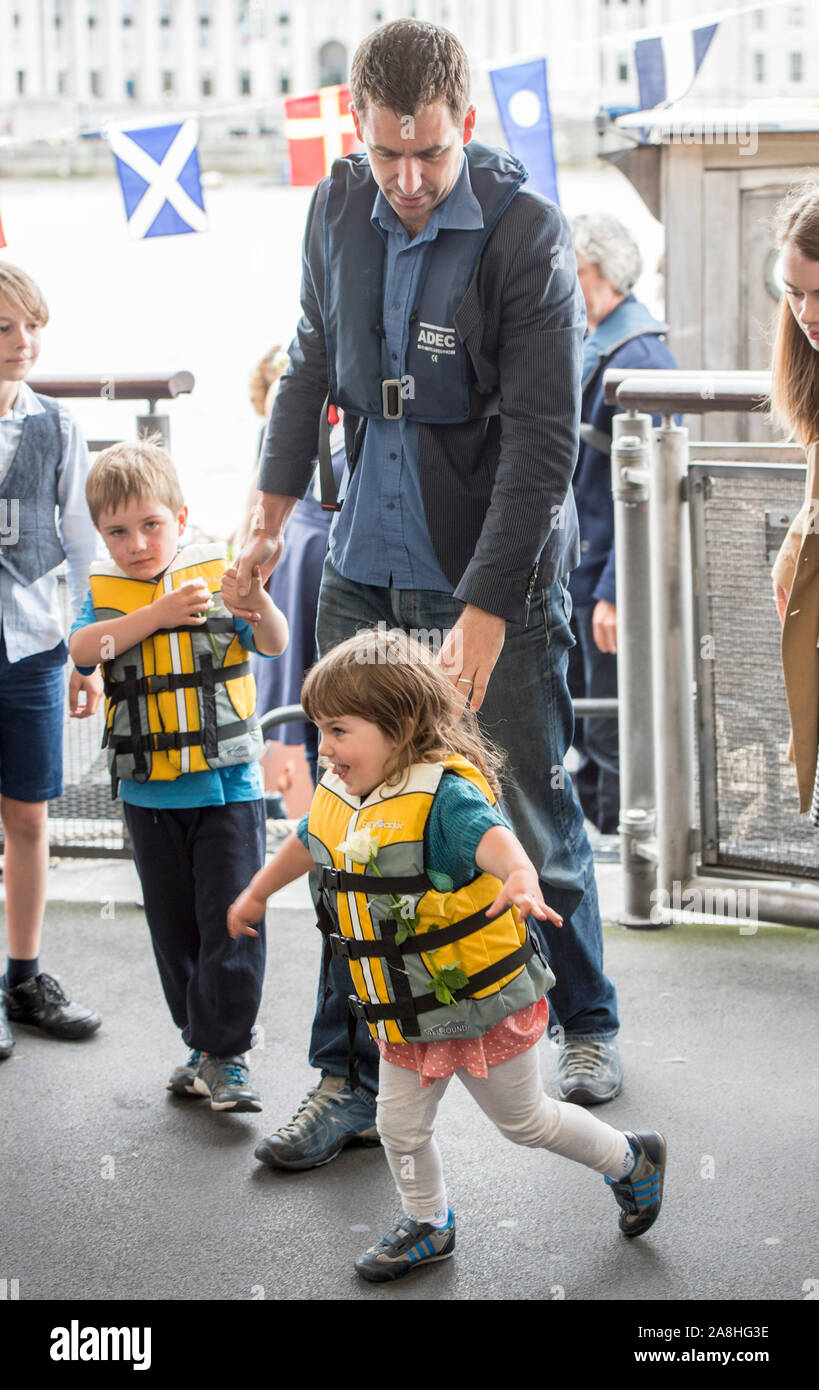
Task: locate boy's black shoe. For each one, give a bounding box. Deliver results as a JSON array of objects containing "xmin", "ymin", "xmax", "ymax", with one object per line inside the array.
[
  {"xmin": 0, "ymin": 985, "xmax": 14, "ymax": 1058},
  {"xmin": 4, "ymin": 973, "xmax": 101, "ymax": 1040}
]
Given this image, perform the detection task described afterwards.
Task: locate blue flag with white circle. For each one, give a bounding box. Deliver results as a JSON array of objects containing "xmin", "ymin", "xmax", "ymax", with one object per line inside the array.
[
  {"xmin": 490, "ymin": 59, "xmax": 558, "ymax": 205},
  {"xmin": 109, "ymin": 119, "xmax": 208, "ymax": 238}
]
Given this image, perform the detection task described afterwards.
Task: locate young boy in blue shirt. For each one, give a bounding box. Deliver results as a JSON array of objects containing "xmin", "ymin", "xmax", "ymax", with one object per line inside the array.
[
  {"xmin": 69, "ymin": 439, "xmax": 288, "ymax": 1110},
  {"xmin": 0, "ymin": 263, "xmax": 102, "ymax": 1060}
]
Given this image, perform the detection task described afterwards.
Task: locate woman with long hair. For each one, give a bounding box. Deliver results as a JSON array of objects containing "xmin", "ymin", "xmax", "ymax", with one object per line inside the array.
[{"xmin": 770, "ymin": 179, "xmax": 819, "ymax": 824}]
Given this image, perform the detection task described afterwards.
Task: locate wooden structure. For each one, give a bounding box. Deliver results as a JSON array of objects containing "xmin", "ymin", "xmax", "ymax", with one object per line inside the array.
[{"xmin": 604, "ymin": 107, "xmax": 819, "ymax": 440}]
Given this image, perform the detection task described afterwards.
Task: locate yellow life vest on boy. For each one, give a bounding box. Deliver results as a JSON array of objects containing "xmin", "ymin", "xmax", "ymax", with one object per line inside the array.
[
  {"xmin": 89, "ymin": 544, "xmax": 262, "ymax": 792},
  {"xmin": 307, "ymin": 755, "xmax": 555, "ymax": 1045}
]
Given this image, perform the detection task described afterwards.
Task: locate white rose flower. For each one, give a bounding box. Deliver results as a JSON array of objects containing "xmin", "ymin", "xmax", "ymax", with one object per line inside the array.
[{"xmin": 337, "ymin": 827, "xmax": 380, "ymax": 865}]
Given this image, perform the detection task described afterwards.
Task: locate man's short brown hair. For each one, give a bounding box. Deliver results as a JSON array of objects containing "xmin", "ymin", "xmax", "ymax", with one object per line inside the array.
[
  {"xmin": 349, "ymin": 20, "xmax": 471, "ymax": 123},
  {"xmin": 86, "ymin": 437, "xmax": 184, "ymax": 526}
]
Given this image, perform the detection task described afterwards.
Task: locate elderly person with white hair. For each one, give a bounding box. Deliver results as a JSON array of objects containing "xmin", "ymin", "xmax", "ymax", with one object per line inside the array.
[{"xmin": 568, "ymin": 213, "xmax": 678, "ymax": 835}]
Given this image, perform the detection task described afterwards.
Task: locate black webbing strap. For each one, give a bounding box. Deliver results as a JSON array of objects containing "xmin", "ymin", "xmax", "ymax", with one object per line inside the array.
[
  {"xmin": 328, "ymin": 905, "xmax": 494, "ymax": 961},
  {"xmin": 103, "ymin": 660, "xmax": 251, "ymax": 703},
  {"xmin": 199, "ymin": 654, "xmax": 218, "ymax": 761},
  {"xmin": 317, "ymin": 866, "xmax": 432, "ymax": 895},
  {"xmin": 106, "ymin": 717, "xmax": 253, "ymax": 755},
  {"xmin": 154, "ymin": 614, "xmax": 236, "ymax": 636},
  {"xmin": 346, "ymin": 939, "xmax": 535, "ymax": 1024},
  {"xmin": 125, "ymin": 662, "xmax": 148, "ymax": 782},
  {"xmin": 318, "ymin": 390, "xmax": 342, "ymax": 513}
]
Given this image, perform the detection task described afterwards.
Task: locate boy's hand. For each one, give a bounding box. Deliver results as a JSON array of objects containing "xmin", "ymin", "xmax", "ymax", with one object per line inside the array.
[
  {"xmin": 485, "ymin": 868, "xmax": 563, "ymax": 927},
  {"xmin": 227, "ymin": 885, "xmax": 268, "ymax": 939},
  {"xmin": 221, "ymin": 565, "xmax": 265, "ymax": 625},
  {"xmin": 69, "ymin": 668, "xmax": 103, "ymax": 719},
  {"xmin": 154, "ymin": 580, "xmax": 213, "ymax": 629}
]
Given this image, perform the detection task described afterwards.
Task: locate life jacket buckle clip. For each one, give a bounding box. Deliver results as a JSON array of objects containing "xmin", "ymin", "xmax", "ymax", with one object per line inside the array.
[
  {"xmin": 381, "ymin": 378, "xmax": 403, "ymax": 421},
  {"xmin": 145, "ymin": 673, "xmax": 171, "ymax": 694}
]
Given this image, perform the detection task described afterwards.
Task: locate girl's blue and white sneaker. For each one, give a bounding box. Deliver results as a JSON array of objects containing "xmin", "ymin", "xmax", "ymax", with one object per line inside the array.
[
  {"xmin": 355, "ymin": 1211, "xmax": 456, "ymax": 1282},
  {"xmin": 605, "ymin": 1130, "xmax": 666, "ymax": 1237}
]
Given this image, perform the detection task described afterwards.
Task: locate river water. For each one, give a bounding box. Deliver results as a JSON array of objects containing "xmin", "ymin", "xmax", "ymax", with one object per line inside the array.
[{"xmin": 1, "ymin": 165, "xmax": 663, "ymax": 538}]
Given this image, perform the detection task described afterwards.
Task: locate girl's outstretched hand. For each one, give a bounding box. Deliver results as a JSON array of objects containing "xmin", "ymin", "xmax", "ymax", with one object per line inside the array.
[
  {"xmin": 485, "ymin": 869, "xmax": 563, "ymax": 927},
  {"xmin": 227, "ymin": 885, "xmax": 267, "ymax": 939}
]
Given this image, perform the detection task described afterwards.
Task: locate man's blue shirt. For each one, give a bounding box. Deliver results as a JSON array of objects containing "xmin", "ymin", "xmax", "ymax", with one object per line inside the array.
[{"xmin": 328, "ymin": 155, "xmax": 483, "ymax": 592}]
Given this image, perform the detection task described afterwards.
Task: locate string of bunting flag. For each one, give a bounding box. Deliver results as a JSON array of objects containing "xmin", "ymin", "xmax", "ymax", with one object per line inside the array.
[{"xmin": 0, "ymin": 0, "xmax": 798, "ymax": 244}]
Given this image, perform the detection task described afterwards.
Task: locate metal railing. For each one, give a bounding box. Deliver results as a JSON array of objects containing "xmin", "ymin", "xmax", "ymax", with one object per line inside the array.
[{"xmin": 608, "ymin": 368, "xmax": 819, "ymax": 929}]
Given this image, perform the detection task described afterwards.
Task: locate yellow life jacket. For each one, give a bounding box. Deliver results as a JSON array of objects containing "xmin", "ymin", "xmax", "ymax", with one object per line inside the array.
[
  {"xmin": 89, "ymin": 544, "xmax": 263, "ymax": 792},
  {"xmin": 307, "ymin": 754, "xmax": 555, "ymax": 1045}
]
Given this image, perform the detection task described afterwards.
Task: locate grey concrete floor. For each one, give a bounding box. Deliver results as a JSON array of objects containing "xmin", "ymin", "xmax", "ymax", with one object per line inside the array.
[{"xmin": 1, "ymin": 858, "xmax": 817, "ymax": 1306}]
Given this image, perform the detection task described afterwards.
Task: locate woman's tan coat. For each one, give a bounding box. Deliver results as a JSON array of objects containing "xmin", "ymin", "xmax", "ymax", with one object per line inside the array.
[{"xmin": 771, "ymin": 440, "xmax": 819, "ymax": 811}]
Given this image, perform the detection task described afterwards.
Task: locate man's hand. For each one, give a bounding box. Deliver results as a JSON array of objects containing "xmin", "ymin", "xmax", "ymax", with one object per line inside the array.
[
  {"xmin": 68, "ymin": 667, "xmax": 103, "ymax": 719},
  {"xmin": 437, "ymin": 605, "xmax": 506, "ymax": 713},
  {"xmin": 154, "ymin": 580, "xmax": 213, "ymax": 629},
  {"xmin": 234, "ymin": 493, "xmax": 299, "ymax": 598},
  {"xmin": 592, "ymin": 599, "xmax": 617, "ymax": 654},
  {"xmin": 222, "ymin": 566, "xmax": 265, "ymax": 625}
]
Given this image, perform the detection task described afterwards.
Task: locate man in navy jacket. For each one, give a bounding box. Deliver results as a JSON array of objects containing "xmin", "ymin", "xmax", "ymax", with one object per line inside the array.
[
  {"xmin": 569, "ymin": 214, "xmax": 678, "ymax": 833},
  {"xmin": 236, "ymin": 21, "xmax": 624, "ymax": 1169}
]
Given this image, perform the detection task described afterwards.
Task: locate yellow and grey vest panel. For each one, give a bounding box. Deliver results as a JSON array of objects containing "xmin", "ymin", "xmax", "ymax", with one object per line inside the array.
[
  {"xmin": 89, "ymin": 544, "xmax": 263, "ymax": 791},
  {"xmin": 307, "ymin": 755, "xmax": 555, "ymax": 1045}
]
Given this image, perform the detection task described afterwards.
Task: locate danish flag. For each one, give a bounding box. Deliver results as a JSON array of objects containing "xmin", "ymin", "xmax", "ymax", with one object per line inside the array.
[{"xmin": 284, "ymin": 84, "xmax": 359, "ymax": 186}]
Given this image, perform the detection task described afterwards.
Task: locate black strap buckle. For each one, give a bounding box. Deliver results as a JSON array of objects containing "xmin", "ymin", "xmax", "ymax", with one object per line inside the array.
[
  {"xmin": 329, "ymin": 933, "xmax": 353, "ymax": 959},
  {"xmin": 347, "ymin": 995, "xmax": 370, "ymax": 1022},
  {"xmin": 381, "ymin": 378, "xmax": 403, "ymax": 420},
  {"xmin": 145, "ymin": 673, "xmax": 171, "ymax": 694},
  {"xmin": 319, "ymin": 866, "xmax": 342, "ymax": 891}
]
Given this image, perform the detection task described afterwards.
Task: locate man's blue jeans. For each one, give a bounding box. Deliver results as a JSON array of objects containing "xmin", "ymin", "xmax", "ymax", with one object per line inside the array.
[{"xmin": 308, "ymin": 557, "xmax": 619, "ymax": 1095}]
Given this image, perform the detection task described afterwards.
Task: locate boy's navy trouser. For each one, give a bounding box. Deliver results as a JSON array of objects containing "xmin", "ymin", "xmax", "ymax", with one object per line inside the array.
[{"xmin": 123, "ymin": 800, "xmax": 267, "ymax": 1057}]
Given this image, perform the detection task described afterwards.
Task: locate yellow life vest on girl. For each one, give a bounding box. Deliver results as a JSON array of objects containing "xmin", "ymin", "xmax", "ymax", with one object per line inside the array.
[
  {"xmin": 308, "ymin": 754, "xmax": 555, "ymax": 1045},
  {"xmin": 89, "ymin": 544, "xmax": 262, "ymax": 792}
]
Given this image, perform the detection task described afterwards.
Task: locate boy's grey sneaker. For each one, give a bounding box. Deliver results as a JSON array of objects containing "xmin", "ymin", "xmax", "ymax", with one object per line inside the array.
[
  {"xmin": 166, "ymin": 1049, "xmax": 203, "ymax": 1096},
  {"xmin": 254, "ymin": 1073, "xmax": 379, "ymax": 1170},
  {"xmin": 193, "ymin": 1054, "xmax": 262, "ymax": 1112},
  {"xmin": 355, "ymin": 1211, "xmax": 456, "ymax": 1283},
  {"xmin": 557, "ymin": 1036, "xmax": 622, "ymax": 1105},
  {"xmin": 606, "ymin": 1130, "xmax": 666, "ymax": 1237},
  {"xmin": 4, "ymin": 973, "xmax": 101, "ymax": 1040}
]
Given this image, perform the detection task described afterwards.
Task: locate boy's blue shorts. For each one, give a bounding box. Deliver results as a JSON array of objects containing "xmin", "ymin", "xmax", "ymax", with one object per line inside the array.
[{"xmin": 0, "ymin": 636, "xmax": 67, "ymax": 803}]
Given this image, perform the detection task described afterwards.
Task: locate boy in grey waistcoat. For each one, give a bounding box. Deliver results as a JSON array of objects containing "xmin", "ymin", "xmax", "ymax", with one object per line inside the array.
[{"xmin": 0, "ymin": 263, "xmax": 102, "ymax": 1059}]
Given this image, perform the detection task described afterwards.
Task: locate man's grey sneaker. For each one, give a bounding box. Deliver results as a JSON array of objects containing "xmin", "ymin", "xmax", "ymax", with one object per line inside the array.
[
  {"xmin": 166, "ymin": 1049, "xmax": 203, "ymax": 1096},
  {"xmin": 0, "ymin": 984, "xmax": 14, "ymax": 1059},
  {"xmin": 192, "ymin": 1054, "xmax": 262, "ymax": 1112},
  {"xmin": 557, "ymin": 1036, "xmax": 623, "ymax": 1105},
  {"xmin": 355, "ymin": 1211, "xmax": 456, "ymax": 1283},
  {"xmin": 606, "ymin": 1130, "xmax": 666, "ymax": 1237},
  {"xmin": 4, "ymin": 973, "xmax": 101, "ymax": 1040},
  {"xmin": 254, "ymin": 1073, "xmax": 379, "ymax": 1170}
]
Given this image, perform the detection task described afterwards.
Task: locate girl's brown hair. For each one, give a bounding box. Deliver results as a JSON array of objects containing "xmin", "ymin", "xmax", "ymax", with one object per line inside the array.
[
  {"xmin": 301, "ymin": 627, "xmax": 504, "ymax": 796},
  {"xmin": 770, "ymin": 179, "xmax": 819, "ymax": 445}
]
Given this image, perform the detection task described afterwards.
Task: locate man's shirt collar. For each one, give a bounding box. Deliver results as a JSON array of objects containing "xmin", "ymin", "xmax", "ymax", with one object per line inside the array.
[{"xmin": 370, "ymin": 153, "xmax": 484, "ymax": 243}]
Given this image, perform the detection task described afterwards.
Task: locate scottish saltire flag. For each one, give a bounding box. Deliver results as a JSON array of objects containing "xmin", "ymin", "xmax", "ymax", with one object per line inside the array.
[
  {"xmin": 490, "ymin": 59, "xmax": 558, "ymax": 204},
  {"xmin": 284, "ymin": 84, "xmax": 359, "ymax": 186},
  {"xmin": 634, "ymin": 23, "xmax": 718, "ymax": 109},
  {"xmin": 109, "ymin": 120, "xmax": 208, "ymax": 238}
]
